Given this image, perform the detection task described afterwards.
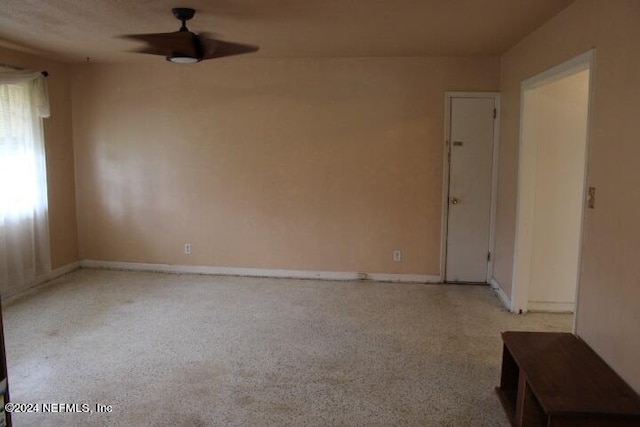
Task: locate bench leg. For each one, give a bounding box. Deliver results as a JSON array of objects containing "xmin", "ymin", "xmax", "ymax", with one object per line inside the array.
[{"xmin": 515, "ymin": 372, "xmax": 548, "ymax": 427}]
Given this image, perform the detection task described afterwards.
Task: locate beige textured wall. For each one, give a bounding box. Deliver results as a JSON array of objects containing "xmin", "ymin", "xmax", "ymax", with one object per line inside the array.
[
  {"xmin": 495, "ymin": 0, "xmax": 640, "ymax": 392},
  {"xmin": 0, "ymin": 46, "xmax": 79, "ymax": 269},
  {"xmin": 71, "ymin": 57, "xmax": 499, "ymax": 275}
]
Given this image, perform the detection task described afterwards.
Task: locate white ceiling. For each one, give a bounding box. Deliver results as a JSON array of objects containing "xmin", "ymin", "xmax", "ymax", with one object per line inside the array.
[{"xmin": 0, "ymin": 0, "xmax": 575, "ymax": 63}]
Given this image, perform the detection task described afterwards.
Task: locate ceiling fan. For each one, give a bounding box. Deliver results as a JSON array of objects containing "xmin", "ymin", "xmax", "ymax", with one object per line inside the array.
[{"xmin": 121, "ymin": 8, "xmax": 259, "ymax": 63}]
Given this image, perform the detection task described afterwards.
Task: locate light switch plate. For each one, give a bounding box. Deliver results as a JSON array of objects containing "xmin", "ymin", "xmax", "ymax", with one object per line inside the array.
[{"xmin": 587, "ymin": 187, "xmax": 596, "ymax": 209}]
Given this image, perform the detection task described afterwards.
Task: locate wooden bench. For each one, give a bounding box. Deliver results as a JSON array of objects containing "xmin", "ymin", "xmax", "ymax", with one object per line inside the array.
[{"xmin": 496, "ymin": 331, "xmax": 640, "ymax": 427}]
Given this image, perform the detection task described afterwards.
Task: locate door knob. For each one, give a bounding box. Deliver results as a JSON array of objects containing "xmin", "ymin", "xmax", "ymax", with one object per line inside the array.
[{"xmin": 451, "ymin": 197, "xmax": 461, "ymax": 205}]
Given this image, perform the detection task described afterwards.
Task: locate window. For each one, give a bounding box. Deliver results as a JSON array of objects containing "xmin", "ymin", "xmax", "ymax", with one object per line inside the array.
[
  {"xmin": 0, "ymin": 70, "xmax": 50, "ymax": 295},
  {"xmin": 0, "ymin": 83, "xmax": 44, "ymax": 218}
]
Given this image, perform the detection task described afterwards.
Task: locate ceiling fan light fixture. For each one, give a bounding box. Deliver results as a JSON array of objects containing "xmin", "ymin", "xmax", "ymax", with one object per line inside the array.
[{"xmin": 167, "ymin": 55, "xmax": 199, "ymax": 64}]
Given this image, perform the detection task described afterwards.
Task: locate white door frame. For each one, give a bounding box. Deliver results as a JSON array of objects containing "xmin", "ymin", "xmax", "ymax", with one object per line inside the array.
[
  {"xmin": 440, "ymin": 92, "xmax": 501, "ymax": 283},
  {"xmin": 510, "ymin": 50, "xmax": 595, "ymax": 317}
]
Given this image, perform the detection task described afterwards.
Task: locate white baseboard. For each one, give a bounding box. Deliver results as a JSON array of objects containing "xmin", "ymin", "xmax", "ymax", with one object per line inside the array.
[
  {"xmin": 489, "ymin": 277, "xmax": 512, "ymax": 311},
  {"xmin": 2, "ymin": 261, "xmax": 81, "ymax": 303},
  {"xmin": 80, "ymin": 260, "xmax": 442, "ymax": 284},
  {"xmin": 528, "ymin": 301, "xmax": 575, "ymax": 313},
  {"xmin": 366, "ymin": 272, "xmax": 441, "ymax": 283}
]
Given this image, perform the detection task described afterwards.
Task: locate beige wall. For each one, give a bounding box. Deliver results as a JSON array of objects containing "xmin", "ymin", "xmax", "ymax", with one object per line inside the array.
[
  {"xmin": 495, "ymin": 0, "xmax": 640, "ymax": 392},
  {"xmin": 71, "ymin": 57, "xmax": 499, "ymax": 275},
  {"xmin": 0, "ymin": 46, "xmax": 79, "ymax": 269}
]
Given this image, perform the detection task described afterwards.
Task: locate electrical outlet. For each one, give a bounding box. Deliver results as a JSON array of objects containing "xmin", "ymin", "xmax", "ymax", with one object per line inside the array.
[
  {"xmin": 184, "ymin": 243, "xmax": 191, "ymax": 255},
  {"xmin": 393, "ymin": 250, "xmax": 402, "ymax": 262}
]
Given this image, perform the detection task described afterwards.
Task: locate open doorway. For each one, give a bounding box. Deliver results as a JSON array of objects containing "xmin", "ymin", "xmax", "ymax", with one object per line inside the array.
[{"xmin": 511, "ymin": 51, "xmax": 593, "ymax": 316}]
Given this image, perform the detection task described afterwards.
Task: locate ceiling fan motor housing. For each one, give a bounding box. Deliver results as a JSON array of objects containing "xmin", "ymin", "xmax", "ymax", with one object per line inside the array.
[{"xmin": 172, "ymin": 8, "xmax": 195, "ymax": 22}]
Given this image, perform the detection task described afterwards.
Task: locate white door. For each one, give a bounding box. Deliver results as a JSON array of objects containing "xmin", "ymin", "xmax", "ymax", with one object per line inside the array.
[{"xmin": 445, "ymin": 97, "xmax": 496, "ymax": 283}]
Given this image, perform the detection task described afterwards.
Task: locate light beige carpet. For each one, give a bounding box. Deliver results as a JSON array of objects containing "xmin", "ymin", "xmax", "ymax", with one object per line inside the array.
[{"xmin": 2, "ymin": 269, "xmax": 571, "ymax": 426}]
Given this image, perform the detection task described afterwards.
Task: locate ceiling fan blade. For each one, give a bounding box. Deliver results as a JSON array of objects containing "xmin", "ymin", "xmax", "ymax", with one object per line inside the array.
[
  {"xmin": 199, "ymin": 37, "xmax": 259, "ymax": 60},
  {"xmin": 121, "ymin": 31, "xmax": 198, "ymax": 58},
  {"xmin": 121, "ymin": 32, "xmax": 188, "ymax": 44},
  {"xmin": 131, "ymin": 45, "xmax": 168, "ymax": 56}
]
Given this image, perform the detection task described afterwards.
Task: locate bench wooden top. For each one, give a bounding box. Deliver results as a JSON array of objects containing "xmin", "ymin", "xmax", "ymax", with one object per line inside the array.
[{"xmin": 502, "ymin": 331, "xmax": 640, "ymax": 416}]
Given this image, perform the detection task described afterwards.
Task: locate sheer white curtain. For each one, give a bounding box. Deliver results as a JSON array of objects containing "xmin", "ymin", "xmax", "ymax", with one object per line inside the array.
[{"xmin": 0, "ymin": 68, "xmax": 51, "ymax": 297}]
